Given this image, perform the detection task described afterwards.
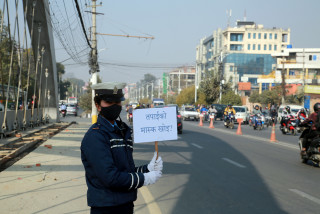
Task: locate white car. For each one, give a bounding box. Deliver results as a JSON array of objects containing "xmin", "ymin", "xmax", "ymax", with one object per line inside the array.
[
  {"xmin": 233, "ymin": 106, "xmax": 249, "ymax": 124},
  {"xmin": 180, "ymin": 106, "xmax": 200, "ymax": 121}
]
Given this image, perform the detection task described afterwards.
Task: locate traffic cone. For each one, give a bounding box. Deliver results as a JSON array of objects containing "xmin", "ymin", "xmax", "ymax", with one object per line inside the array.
[
  {"xmin": 236, "ymin": 119, "xmax": 243, "ymax": 135},
  {"xmin": 270, "ymin": 123, "xmax": 277, "ymax": 142},
  {"xmin": 209, "ymin": 117, "xmax": 215, "ymax": 129},
  {"xmin": 199, "ymin": 115, "xmax": 203, "ymax": 127}
]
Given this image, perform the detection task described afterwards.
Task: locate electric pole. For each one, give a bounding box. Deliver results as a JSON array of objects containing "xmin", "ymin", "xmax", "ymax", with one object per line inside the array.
[
  {"xmin": 88, "ymin": 0, "xmax": 101, "ymax": 124},
  {"xmin": 281, "ymin": 56, "xmax": 286, "ymax": 104}
]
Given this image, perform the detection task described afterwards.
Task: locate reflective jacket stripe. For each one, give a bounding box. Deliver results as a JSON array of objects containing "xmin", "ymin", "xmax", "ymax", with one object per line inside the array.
[
  {"xmin": 135, "ymin": 173, "xmax": 140, "ymax": 189},
  {"xmin": 129, "ymin": 173, "xmax": 134, "ymax": 190}
]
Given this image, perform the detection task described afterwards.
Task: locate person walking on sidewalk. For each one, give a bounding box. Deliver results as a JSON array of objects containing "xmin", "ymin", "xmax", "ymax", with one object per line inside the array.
[{"xmin": 81, "ymin": 82, "xmax": 163, "ymax": 214}]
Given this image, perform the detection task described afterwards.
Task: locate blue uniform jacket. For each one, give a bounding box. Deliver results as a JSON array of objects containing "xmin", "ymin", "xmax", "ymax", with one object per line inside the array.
[{"xmin": 81, "ymin": 115, "xmax": 149, "ymax": 207}]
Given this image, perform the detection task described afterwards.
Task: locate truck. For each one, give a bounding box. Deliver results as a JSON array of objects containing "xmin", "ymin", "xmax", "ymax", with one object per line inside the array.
[
  {"xmin": 152, "ymin": 98, "xmax": 165, "ymax": 107},
  {"xmin": 67, "ymin": 97, "xmax": 78, "ymax": 105}
]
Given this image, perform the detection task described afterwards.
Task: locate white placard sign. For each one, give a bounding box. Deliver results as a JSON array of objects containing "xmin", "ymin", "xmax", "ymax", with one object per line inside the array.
[{"xmin": 133, "ymin": 107, "xmax": 178, "ymax": 143}]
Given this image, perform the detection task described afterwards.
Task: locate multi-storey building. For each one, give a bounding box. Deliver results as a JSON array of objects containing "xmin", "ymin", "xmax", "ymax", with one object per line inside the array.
[
  {"xmin": 196, "ymin": 20, "xmax": 291, "ymax": 91},
  {"xmin": 166, "ymin": 66, "xmax": 196, "ymax": 94}
]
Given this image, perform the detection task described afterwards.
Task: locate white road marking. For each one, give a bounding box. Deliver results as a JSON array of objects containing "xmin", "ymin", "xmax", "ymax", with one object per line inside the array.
[
  {"xmin": 191, "ymin": 143, "xmax": 203, "ymax": 149},
  {"xmin": 289, "ymin": 189, "xmax": 320, "ymax": 205},
  {"xmin": 222, "ymin": 158, "xmax": 246, "ymax": 168},
  {"xmin": 140, "ymin": 187, "xmax": 162, "ymax": 214}
]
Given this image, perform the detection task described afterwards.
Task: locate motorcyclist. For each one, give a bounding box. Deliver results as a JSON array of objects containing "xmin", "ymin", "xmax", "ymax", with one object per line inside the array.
[
  {"xmin": 208, "ymin": 105, "xmax": 217, "ymax": 114},
  {"xmin": 60, "ymin": 102, "xmax": 67, "ymax": 117},
  {"xmin": 299, "ymin": 103, "xmax": 320, "ymax": 155},
  {"xmin": 127, "ymin": 104, "xmax": 133, "ymax": 120},
  {"xmin": 224, "ymin": 104, "xmax": 236, "ymax": 122},
  {"xmin": 297, "ymin": 108, "xmax": 307, "ymax": 126},
  {"xmin": 280, "ymin": 106, "xmax": 295, "ymax": 128},
  {"xmin": 271, "ymin": 108, "xmax": 278, "ymax": 124},
  {"xmin": 200, "ymin": 105, "xmax": 208, "ymax": 121},
  {"xmin": 252, "ymin": 105, "xmax": 262, "ymax": 127}
]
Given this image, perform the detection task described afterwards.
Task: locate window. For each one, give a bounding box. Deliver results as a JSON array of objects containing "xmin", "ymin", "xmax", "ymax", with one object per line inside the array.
[
  {"xmin": 269, "ymin": 33, "xmax": 272, "ymax": 39},
  {"xmin": 230, "ymin": 44, "xmax": 243, "ymax": 51},
  {"xmin": 248, "ymin": 44, "xmax": 251, "ymax": 50},
  {"xmin": 274, "ymin": 33, "xmax": 277, "ymax": 39},
  {"xmin": 258, "ymin": 33, "xmax": 261, "ymax": 39},
  {"xmin": 253, "ymin": 33, "xmax": 256, "ymax": 39},
  {"xmin": 253, "ymin": 44, "xmax": 256, "ymax": 50},
  {"xmin": 230, "ymin": 66, "xmax": 234, "ymax": 71},
  {"xmin": 248, "ymin": 33, "xmax": 251, "ymax": 39},
  {"xmin": 230, "ymin": 33, "xmax": 243, "ymax": 41},
  {"xmin": 258, "ymin": 44, "xmax": 261, "ymax": 50},
  {"xmin": 264, "ymin": 44, "xmax": 267, "ymax": 50},
  {"xmin": 309, "ymin": 55, "xmax": 312, "ymax": 61},
  {"xmin": 274, "ymin": 45, "xmax": 277, "ymax": 51},
  {"xmin": 264, "ymin": 33, "xmax": 267, "ymax": 39},
  {"xmin": 269, "ymin": 44, "xmax": 272, "ymax": 50}
]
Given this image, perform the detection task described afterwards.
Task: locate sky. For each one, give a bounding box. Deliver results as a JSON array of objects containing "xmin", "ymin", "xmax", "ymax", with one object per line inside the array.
[{"xmin": 6, "ymin": 0, "xmax": 320, "ymax": 85}]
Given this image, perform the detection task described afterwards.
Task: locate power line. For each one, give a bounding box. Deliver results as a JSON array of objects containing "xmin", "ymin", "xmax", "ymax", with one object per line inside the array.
[{"xmin": 74, "ymin": 0, "xmax": 92, "ymax": 49}]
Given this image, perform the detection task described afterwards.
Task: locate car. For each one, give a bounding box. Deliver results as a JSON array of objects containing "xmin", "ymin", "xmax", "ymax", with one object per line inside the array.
[
  {"xmin": 233, "ymin": 106, "xmax": 249, "ymax": 124},
  {"xmin": 130, "ymin": 102, "xmax": 138, "ymax": 109},
  {"xmin": 180, "ymin": 105, "xmax": 200, "ymax": 121},
  {"xmin": 211, "ymin": 104, "xmax": 227, "ymax": 120},
  {"xmin": 66, "ymin": 103, "xmax": 78, "ymax": 116},
  {"xmin": 155, "ymin": 104, "xmax": 183, "ymax": 134}
]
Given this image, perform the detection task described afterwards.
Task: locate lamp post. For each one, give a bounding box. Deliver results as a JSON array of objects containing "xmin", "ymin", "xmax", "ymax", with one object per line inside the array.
[{"xmin": 43, "ymin": 68, "xmax": 48, "ymax": 123}]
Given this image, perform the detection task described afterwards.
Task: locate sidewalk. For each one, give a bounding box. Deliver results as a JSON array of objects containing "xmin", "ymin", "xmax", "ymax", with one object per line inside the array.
[
  {"xmin": 0, "ymin": 118, "xmax": 155, "ymax": 214},
  {"xmin": 0, "ymin": 119, "xmax": 91, "ymax": 214}
]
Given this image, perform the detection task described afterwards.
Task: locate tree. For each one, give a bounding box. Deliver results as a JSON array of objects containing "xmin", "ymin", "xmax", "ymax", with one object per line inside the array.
[
  {"xmin": 221, "ymin": 90, "xmax": 242, "ymax": 105},
  {"xmin": 199, "ymin": 72, "xmax": 232, "ymax": 104},
  {"xmin": 78, "ymin": 75, "xmax": 102, "ymax": 113},
  {"xmin": 176, "ymin": 86, "xmax": 195, "ymax": 106},
  {"xmin": 249, "ymin": 91, "xmax": 260, "ymax": 103}
]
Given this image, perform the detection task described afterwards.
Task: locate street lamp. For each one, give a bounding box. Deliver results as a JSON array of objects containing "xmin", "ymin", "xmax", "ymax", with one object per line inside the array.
[{"xmin": 44, "ymin": 68, "xmax": 49, "ymax": 122}]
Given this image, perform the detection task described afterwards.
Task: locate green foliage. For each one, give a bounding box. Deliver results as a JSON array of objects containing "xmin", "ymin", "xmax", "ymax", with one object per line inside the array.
[
  {"xmin": 221, "ymin": 90, "xmax": 242, "ymax": 105},
  {"xmin": 199, "ymin": 73, "xmax": 232, "ymax": 104},
  {"xmin": 79, "ymin": 92, "xmax": 92, "ymax": 113},
  {"xmin": 285, "ymin": 89, "xmax": 304, "ymax": 105},
  {"xmin": 249, "ymin": 91, "xmax": 260, "ymax": 103},
  {"xmin": 249, "ymin": 87, "xmax": 282, "ymax": 105},
  {"xmin": 176, "ymin": 86, "xmax": 195, "ymax": 106}
]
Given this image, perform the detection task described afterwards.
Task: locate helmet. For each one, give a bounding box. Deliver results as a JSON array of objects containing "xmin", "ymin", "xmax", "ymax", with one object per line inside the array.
[
  {"xmin": 300, "ymin": 108, "xmax": 305, "ymax": 112},
  {"xmin": 285, "ymin": 106, "xmax": 291, "ymax": 112},
  {"xmin": 314, "ymin": 103, "xmax": 320, "ymax": 112},
  {"xmin": 255, "ymin": 105, "xmax": 259, "ymax": 109},
  {"xmin": 228, "ymin": 104, "xmax": 232, "ymax": 107}
]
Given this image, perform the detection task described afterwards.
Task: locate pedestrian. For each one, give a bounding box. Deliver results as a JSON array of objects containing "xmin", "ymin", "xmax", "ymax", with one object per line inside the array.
[{"xmin": 81, "ymin": 82, "xmax": 163, "ymax": 214}]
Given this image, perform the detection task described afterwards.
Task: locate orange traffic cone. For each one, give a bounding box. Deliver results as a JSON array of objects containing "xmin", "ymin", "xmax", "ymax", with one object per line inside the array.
[
  {"xmin": 199, "ymin": 115, "xmax": 203, "ymax": 126},
  {"xmin": 236, "ymin": 118, "xmax": 243, "ymax": 135},
  {"xmin": 270, "ymin": 123, "xmax": 277, "ymax": 142},
  {"xmin": 209, "ymin": 116, "xmax": 215, "ymax": 129}
]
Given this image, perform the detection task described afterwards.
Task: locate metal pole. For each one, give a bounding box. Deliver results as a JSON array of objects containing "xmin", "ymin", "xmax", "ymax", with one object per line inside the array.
[
  {"xmin": 158, "ymin": 79, "xmax": 161, "ymax": 98},
  {"xmin": 195, "ymin": 63, "xmax": 198, "ymax": 103},
  {"xmin": 151, "ymin": 82, "xmax": 154, "ymax": 101},
  {"xmin": 178, "ymin": 69, "xmax": 181, "ymax": 94},
  {"xmin": 91, "ymin": 0, "xmax": 98, "ymax": 124},
  {"xmin": 281, "ymin": 56, "xmax": 286, "ymax": 104}
]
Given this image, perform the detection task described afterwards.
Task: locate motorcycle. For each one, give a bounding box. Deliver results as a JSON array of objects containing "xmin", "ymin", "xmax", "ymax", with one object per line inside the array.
[
  {"xmin": 296, "ymin": 114, "xmax": 306, "ymax": 133},
  {"xmin": 299, "ymin": 123, "xmax": 320, "ymax": 166},
  {"xmin": 248, "ymin": 114, "xmax": 254, "ymax": 126},
  {"xmin": 128, "ymin": 113, "xmax": 133, "ymax": 124},
  {"xmin": 224, "ymin": 113, "xmax": 235, "ymax": 129},
  {"xmin": 253, "ymin": 114, "xmax": 263, "ymax": 130},
  {"xmin": 60, "ymin": 109, "xmax": 66, "ymax": 118},
  {"xmin": 280, "ymin": 115, "xmax": 297, "ymax": 135},
  {"xmin": 201, "ymin": 111, "xmax": 209, "ymax": 122}
]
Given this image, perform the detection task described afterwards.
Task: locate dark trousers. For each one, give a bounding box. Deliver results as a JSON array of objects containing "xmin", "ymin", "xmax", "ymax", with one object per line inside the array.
[
  {"xmin": 302, "ymin": 131, "xmax": 319, "ymax": 150},
  {"xmin": 91, "ymin": 202, "xmax": 134, "ymax": 214}
]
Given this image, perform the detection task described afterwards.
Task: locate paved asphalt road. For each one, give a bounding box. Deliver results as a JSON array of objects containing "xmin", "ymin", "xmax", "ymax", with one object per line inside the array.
[{"xmin": 129, "ymin": 113, "xmax": 320, "ymax": 214}]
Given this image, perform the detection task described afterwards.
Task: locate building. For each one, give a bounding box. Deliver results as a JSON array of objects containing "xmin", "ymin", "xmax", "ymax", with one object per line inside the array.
[
  {"xmin": 196, "ymin": 20, "xmax": 291, "ymax": 92},
  {"xmin": 166, "ymin": 66, "xmax": 196, "ymax": 94}
]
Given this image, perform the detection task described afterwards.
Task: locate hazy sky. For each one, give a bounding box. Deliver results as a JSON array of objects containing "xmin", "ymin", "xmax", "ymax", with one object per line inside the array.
[{"xmin": 51, "ymin": 0, "xmax": 320, "ymax": 84}]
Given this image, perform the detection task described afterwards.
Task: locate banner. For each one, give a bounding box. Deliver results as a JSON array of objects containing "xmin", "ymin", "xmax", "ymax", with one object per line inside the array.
[{"xmin": 133, "ymin": 107, "xmax": 177, "ymax": 143}]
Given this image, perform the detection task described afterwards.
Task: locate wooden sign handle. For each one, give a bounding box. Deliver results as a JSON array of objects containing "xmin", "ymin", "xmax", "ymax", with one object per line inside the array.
[{"xmin": 155, "ymin": 141, "xmax": 159, "ymax": 160}]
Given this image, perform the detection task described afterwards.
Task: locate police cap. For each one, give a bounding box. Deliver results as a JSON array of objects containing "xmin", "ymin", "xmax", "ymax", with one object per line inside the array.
[{"xmin": 92, "ymin": 82, "xmax": 126, "ymax": 102}]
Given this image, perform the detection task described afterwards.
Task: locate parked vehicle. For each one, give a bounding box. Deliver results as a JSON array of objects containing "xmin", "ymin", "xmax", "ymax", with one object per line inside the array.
[
  {"xmin": 152, "ymin": 98, "xmax": 165, "ymax": 107},
  {"xmin": 67, "ymin": 103, "xmax": 78, "ymax": 116},
  {"xmin": 299, "ymin": 123, "xmax": 320, "ymax": 166},
  {"xmin": 233, "ymin": 106, "xmax": 249, "ymax": 124},
  {"xmin": 224, "ymin": 113, "xmax": 235, "ymax": 129},
  {"xmin": 211, "ymin": 104, "xmax": 227, "ymax": 121},
  {"xmin": 180, "ymin": 105, "xmax": 199, "ymax": 121}
]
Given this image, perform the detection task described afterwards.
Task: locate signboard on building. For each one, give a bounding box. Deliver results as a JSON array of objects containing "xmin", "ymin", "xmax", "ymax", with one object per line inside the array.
[
  {"xmin": 304, "ymin": 85, "xmax": 320, "ymax": 94},
  {"xmin": 238, "ymin": 82, "xmax": 251, "ymax": 91}
]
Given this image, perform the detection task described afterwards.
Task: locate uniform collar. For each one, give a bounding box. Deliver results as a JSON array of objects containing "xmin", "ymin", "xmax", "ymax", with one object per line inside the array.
[{"xmin": 97, "ymin": 115, "xmax": 120, "ymax": 132}]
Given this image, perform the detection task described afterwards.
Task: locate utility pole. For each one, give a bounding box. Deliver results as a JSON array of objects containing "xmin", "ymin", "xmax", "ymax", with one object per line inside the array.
[
  {"xmin": 195, "ymin": 63, "xmax": 198, "ymax": 103},
  {"xmin": 158, "ymin": 79, "xmax": 161, "ymax": 98},
  {"xmin": 88, "ymin": 0, "xmax": 101, "ymax": 124},
  {"xmin": 281, "ymin": 56, "xmax": 286, "ymax": 104},
  {"xmin": 151, "ymin": 82, "xmax": 154, "ymax": 101},
  {"xmin": 178, "ymin": 69, "xmax": 181, "ymax": 94}
]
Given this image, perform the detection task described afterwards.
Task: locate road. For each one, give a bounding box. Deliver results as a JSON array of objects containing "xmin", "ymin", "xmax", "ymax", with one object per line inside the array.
[{"xmin": 131, "ymin": 115, "xmax": 320, "ymax": 214}]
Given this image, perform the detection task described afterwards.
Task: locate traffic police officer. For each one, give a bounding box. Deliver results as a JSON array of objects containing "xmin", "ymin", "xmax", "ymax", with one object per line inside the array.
[{"xmin": 81, "ymin": 82, "xmax": 163, "ymax": 214}]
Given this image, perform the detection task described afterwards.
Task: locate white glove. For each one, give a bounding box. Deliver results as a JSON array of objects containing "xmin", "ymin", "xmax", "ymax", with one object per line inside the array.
[
  {"xmin": 147, "ymin": 152, "xmax": 163, "ymax": 172},
  {"xmin": 143, "ymin": 170, "xmax": 162, "ymax": 186}
]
